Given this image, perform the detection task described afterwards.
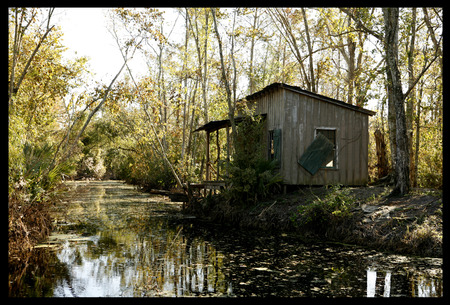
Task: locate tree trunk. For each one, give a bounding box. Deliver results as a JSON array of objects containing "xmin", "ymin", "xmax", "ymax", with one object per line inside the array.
[
  {"xmin": 413, "ymin": 80, "xmax": 423, "ymax": 187},
  {"xmin": 51, "ymin": 59, "xmax": 128, "ymax": 172},
  {"xmin": 181, "ymin": 11, "xmax": 189, "ymax": 159},
  {"xmin": 387, "ymin": 71, "xmax": 396, "ymax": 175},
  {"xmin": 9, "ymin": 8, "xmax": 55, "ymax": 107},
  {"xmin": 248, "ymin": 8, "xmax": 258, "ymax": 94},
  {"xmin": 301, "ymin": 8, "xmax": 316, "ymax": 93},
  {"xmin": 202, "ymin": 9, "xmax": 209, "ymax": 124},
  {"xmin": 231, "ymin": 9, "xmax": 238, "ymax": 102},
  {"xmin": 374, "ymin": 129, "xmax": 389, "ymax": 179},
  {"xmin": 211, "ymin": 8, "xmax": 236, "ymax": 142},
  {"xmin": 383, "ymin": 7, "xmax": 410, "ymax": 196},
  {"xmin": 347, "ymin": 37, "xmax": 356, "ymax": 105},
  {"xmin": 268, "ymin": 8, "xmax": 310, "ymax": 90},
  {"xmin": 406, "ymin": 7, "xmax": 416, "ymax": 186}
]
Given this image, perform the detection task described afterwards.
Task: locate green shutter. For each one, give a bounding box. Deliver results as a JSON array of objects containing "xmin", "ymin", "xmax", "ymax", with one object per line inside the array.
[
  {"xmin": 298, "ymin": 133, "xmax": 334, "ymax": 175},
  {"xmin": 273, "ymin": 129, "xmax": 282, "ymax": 164}
]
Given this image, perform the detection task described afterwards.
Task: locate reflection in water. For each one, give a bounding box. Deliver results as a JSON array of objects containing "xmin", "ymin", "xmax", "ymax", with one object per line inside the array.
[
  {"xmin": 367, "ymin": 267, "xmax": 391, "ymax": 298},
  {"xmin": 383, "ymin": 271, "xmax": 391, "ymax": 297},
  {"xmin": 51, "ymin": 234, "xmax": 228, "ymax": 297},
  {"xmin": 415, "ymin": 276, "xmax": 442, "ymax": 297},
  {"xmin": 366, "ymin": 267, "xmax": 442, "ymax": 298},
  {"xmin": 9, "ymin": 181, "xmax": 443, "ymax": 297},
  {"xmin": 36, "ymin": 181, "xmax": 230, "ymax": 297},
  {"xmin": 366, "ymin": 269, "xmax": 392, "ymax": 297},
  {"xmin": 367, "ymin": 268, "xmax": 377, "ymax": 297}
]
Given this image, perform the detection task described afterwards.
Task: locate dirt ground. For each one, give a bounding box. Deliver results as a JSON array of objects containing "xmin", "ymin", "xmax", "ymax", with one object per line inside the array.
[{"xmin": 186, "ymin": 186, "xmax": 443, "ymax": 258}]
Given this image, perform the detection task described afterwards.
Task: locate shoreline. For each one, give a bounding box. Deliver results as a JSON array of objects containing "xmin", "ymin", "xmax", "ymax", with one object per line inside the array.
[{"xmin": 183, "ymin": 186, "xmax": 442, "ymax": 258}]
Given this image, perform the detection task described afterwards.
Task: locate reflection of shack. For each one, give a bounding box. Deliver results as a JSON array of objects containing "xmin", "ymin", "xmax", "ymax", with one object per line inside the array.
[{"xmin": 194, "ymin": 82, "xmax": 375, "ymax": 190}]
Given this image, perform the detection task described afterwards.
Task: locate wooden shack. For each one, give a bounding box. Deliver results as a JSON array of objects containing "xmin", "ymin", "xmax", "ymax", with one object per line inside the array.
[{"xmin": 196, "ymin": 82, "xmax": 376, "ymax": 187}]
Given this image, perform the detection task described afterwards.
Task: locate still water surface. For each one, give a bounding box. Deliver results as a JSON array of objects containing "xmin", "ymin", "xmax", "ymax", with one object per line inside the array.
[{"xmin": 11, "ymin": 180, "xmax": 442, "ymax": 297}]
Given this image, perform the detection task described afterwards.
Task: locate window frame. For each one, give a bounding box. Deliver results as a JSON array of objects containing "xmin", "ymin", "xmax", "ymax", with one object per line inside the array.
[{"xmin": 314, "ymin": 127, "xmax": 338, "ymax": 170}]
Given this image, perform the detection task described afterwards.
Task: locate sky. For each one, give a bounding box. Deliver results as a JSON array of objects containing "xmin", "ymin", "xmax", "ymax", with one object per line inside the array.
[
  {"xmin": 54, "ymin": 8, "xmax": 149, "ymax": 83},
  {"xmin": 54, "ymin": 7, "xmax": 377, "ymax": 111}
]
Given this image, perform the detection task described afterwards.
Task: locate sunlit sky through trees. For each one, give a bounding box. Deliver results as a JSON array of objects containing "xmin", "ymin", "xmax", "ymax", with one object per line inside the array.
[{"xmin": 55, "ymin": 7, "xmax": 382, "ymax": 110}]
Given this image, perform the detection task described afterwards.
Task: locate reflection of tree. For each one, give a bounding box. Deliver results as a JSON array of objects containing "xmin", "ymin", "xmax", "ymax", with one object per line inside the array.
[
  {"xmin": 9, "ymin": 248, "xmax": 69, "ymax": 297},
  {"xmin": 366, "ymin": 268, "xmax": 377, "ymax": 297},
  {"xmin": 46, "ymin": 181, "xmax": 230, "ymax": 296},
  {"xmin": 146, "ymin": 234, "xmax": 229, "ymax": 296},
  {"xmin": 412, "ymin": 275, "xmax": 442, "ymax": 297},
  {"xmin": 366, "ymin": 268, "xmax": 442, "ymax": 297},
  {"xmin": 19, "ymin": 181, "xmax": 442, "ymax": 297}
]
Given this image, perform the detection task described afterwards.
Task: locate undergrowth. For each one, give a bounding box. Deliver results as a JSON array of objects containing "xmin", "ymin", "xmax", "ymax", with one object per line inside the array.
[
  {"xmin": 224, "ymin": 115, "xmax": 283, "ymax": 206},
  {"xmin": 290, "ymin": 185, "xmax": 357, "ymax": 233},
  {"xmin": 8, "ymin": 197, "xmax": 53, "ymax": 265}
]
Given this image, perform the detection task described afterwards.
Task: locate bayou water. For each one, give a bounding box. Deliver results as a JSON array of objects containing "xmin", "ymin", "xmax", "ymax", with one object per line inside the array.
[{"xmin": 9, "ymin": 180, "xmax": 442, "ymax": 297}]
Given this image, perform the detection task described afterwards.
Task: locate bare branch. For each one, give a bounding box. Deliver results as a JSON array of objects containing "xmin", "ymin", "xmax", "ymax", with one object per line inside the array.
[
  {"xmin": 339, "ymin": 8, "xmax": 383, "ymax": 41},
  {"xmin": 403, "ymin": 52, "xmax": 439, "ymax": 101}
]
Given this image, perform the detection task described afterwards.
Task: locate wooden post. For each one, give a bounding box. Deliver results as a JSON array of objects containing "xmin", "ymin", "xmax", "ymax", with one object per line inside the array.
[
  {"xmin": 226, "ymin": 125, "xmax": 230, "ymax": 178},
  {"xmin": 216, "ymin": 129, "xmax": 220, "ymax": 181},
  {"xmin": 206, "ymin": 131, "xmax": 210, "ymax": 181}
]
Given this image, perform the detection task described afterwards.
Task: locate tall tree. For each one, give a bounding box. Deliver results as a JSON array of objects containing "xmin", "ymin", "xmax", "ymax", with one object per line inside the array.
[
  {"xmin": 383, "ymin": 7, "xmax": 409, "ymax": 195},
  {"xmin": 185, "ymin": 8, "xmax": 210, "ymax": 124},
  {"xmin": 405, "ymin": 7, "xmax": 416, "ymax": 185},
  {"xmin": 342, "ymin": 7, "xmax": 441, "ymax": 195},
  {"xmin": 267, "ymin": 8, "xmax": 316, "ymax": 92},
  {"xmin": 211, "ymin": 7, "xmax": 237, "ymax": 141},
  {"xmin": 9, "ymin": 8, "xmax": 55, "ymax": 107}
]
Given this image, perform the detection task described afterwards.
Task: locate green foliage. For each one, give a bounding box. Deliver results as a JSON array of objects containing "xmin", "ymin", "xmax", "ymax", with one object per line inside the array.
[
  {"xmin": 224, "ymin": 116, "xmax": 282, "ymax": 205},
  {"xmin": 77, "ymin": 148, "xmax": 106, "ymax": 179},
  {"xmin": 133, "ymin": 156, "xmax": 176, "ymax": 190},
  {"xmin": 291, "ymin": 185, "xmax": 356, "ymax": 232},
  {"xmin": 10, "ymin": 142, "xmax": 74, "ymax": 203},
  {"xmin": 415, "ymin": 124, "xmax": 442, "ymax": 188},
  {"xmin": 8, "ymin": 8, "xmax": 88, "ymax": 204}
]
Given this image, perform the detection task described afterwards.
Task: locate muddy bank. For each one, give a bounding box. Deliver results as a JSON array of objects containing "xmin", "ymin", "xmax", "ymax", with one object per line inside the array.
[{"xmin": 184, "ymin": 186, "xmax": 442, "ymax": 258}]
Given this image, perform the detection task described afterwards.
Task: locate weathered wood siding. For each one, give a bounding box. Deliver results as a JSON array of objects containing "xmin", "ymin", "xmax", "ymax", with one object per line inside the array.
[{"xmin": 251, "ymin": 87, "xmax": 370, "ymax": 186}]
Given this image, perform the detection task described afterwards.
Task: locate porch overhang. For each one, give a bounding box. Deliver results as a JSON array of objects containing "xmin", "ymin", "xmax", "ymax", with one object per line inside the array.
[
  {"xmin": 193, "ymin": 114, "xmax": 267, "ymax": 133},
  {"xmin": 193, "ymin": 118, "xmax": 231, "ymax": 133}
]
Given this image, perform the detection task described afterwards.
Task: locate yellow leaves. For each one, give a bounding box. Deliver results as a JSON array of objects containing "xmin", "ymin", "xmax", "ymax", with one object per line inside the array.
[{"xmin": 112, "ymin": 8, "xmax": 166, "ymax": 46}]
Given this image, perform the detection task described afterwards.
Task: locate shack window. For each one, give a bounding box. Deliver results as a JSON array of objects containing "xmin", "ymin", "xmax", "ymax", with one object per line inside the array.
[
  {"xmin": 298, "ymin": 133, "xmax": 334, "ymax": 175},
  {"xmin": 315, "ymin": 128, "xmax": 337, "ymax": 168},
  {"xmin": 268, "ymin": 129, "xmax": 281, "ymax": 167}
]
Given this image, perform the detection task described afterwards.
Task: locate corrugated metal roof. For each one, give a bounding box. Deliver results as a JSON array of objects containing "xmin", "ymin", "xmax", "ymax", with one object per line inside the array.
[{"xmin": 242, "ymin": 82, "xmax": 376, "ymax": 116}]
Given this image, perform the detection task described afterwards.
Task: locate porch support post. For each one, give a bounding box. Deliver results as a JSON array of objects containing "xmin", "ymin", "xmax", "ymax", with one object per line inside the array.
[
  {"xmin": 216, "ymin": 129, "xmax": 220, "ymax": 181},
  {"xmin": 206, "ymin": 130, "xmax": 210, "ymax": 181},
  {"xmin": 226, "ymin": 125, "xmax": 230, "ymax": 178}
]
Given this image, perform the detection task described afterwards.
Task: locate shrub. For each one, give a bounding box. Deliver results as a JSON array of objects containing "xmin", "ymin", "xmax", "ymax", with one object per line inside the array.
[
  {"xmin": 12, "ymin": 142, "xmax": 73, "ymax": 203},
  {"xmin": 224, "ymin": 116, "xmax": 282, "ymax": 205},
  {"xmin": 402, "ymin": 215, "xmax": 442, "ymax": 256},
  {"xmin": 291, "ymin": 185, "xmax": 356, "ymax": 233}
]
